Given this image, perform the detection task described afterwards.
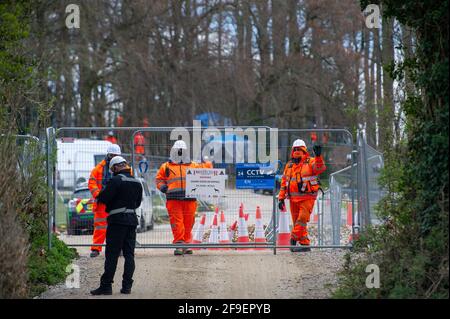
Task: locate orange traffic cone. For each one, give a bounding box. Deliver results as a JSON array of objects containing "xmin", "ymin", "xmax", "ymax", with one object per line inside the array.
[
  {"xmin": 254, "ymin": 206, "xmax": 267, "ymax": 250},
  {"xmin": 209, "ymin": 206, "xmax": 219, "ymax": 229},
  {"xmin": 192, "ymin": 214, "xmax": 206, "ymax": 250},
  {"xmin": 208, "ymin": 213, "xmax": 219, "ymax": 249},
  {"xmin": 313, "ymin": 199, "xmax": 319, "ymax": 223},
  {"xmin": 229, "ymin": 220, "xmax": 237, "ymax": 242},
  {"xmin": 244, "ymin": 213, "xmax": 249, "ymax": 222},
  {"xmin": 277, "ymin": 204, "xmax": 291, "ymax": 250},
  {"xmin": 219, "ymin": 211, "xmax": 230, "ymax": 250},
  {"xmin": 346, "ymin": 202, "xmax": 353, "ymax": 226},
  {"xmin": 237, "ymin": 203, "xmax": 250, "ymax": 249}
]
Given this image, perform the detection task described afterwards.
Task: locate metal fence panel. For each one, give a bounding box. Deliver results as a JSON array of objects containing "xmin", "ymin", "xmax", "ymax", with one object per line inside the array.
[
  {"xmin": 356, "ymin": 130, "xmax": 384, "ymax": 228},
  {"xmin": 275, "ymin": 129, "xmax": 355, "ymax": 249},
  {"xmin": 48, "ymin": 127, "xmax": 355, "ymax": 251}
]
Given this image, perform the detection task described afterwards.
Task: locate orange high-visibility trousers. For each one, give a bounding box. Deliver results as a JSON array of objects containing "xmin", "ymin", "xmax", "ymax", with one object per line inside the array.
[
  {"xmin": 91, "ymin": 203, "xmax": 108, "ymax": 252},
  {"xmin": 289, "ymin": 199, "xmax": 316, "ymax": 245},
  {"xmin": 166, "ymin": 200, "xmax": 197, "ymax": 244}
]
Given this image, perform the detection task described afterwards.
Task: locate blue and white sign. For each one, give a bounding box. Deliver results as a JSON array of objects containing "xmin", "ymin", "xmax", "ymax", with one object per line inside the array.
[{"xmin": 236, "ymin": 163, "xmax": 276, "ymax": 189}]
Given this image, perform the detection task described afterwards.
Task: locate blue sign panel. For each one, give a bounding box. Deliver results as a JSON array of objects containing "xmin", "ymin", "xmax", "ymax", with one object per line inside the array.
[{"xmin": 236, "ymin": 163, "xmax": 275, "ymax": 189}]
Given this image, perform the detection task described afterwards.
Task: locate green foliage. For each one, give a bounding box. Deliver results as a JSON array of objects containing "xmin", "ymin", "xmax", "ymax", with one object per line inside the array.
[
  {"xmin": 28, "ymin": 234, "xmax": 78, "ymax": 296},
  {"xmin": 0, "ymin": 1, "xmax": 76, "ymax": 298},
  {"xmin": 335, "ymin": 0, "xmax": 449, "ymax": 298},
  {"xmin": 0, "ymin": 1, "xmax": 31, "ymax": 88}
]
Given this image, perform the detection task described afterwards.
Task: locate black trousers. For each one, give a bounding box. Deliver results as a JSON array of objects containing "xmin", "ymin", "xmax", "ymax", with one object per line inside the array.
[{"xmin": 100, "ymin": 223, "xmax": 137, "ymax": 288}]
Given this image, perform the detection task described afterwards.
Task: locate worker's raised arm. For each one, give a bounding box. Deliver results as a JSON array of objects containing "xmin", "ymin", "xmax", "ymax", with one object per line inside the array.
[
  {"xmin": 311, "ymin": 156, "xmax": 326, "ymax": 175},
  {"xmin": 310, "ymin": 145, "xmax": 326, "ymax": 175}
]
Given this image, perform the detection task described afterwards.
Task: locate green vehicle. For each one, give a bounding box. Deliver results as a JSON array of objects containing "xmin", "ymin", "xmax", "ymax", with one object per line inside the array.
[{"xmin": 66, "ymin": 184, "xmax": 95, "ymax": 235}]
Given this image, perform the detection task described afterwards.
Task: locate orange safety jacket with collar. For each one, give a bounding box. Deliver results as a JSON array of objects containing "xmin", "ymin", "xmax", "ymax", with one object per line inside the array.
[
  {"xmin": 156, "ymin": 161, "xmax": 213, "ymax": 200},
  {"xmin": 278, "ymin": 150, "xmax": 326, "ymax": 201}
]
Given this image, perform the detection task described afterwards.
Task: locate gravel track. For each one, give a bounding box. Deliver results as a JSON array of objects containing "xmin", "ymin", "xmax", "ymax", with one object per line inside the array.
[{"xmin": 38, "ymin": 247, "xmax": 346, "ymax": 299}]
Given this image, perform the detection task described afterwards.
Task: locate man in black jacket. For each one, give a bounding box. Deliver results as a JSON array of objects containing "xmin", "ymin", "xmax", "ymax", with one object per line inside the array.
[{"xmin": 90, "ymin": 156, "xmax": 143, "ymax": 295}]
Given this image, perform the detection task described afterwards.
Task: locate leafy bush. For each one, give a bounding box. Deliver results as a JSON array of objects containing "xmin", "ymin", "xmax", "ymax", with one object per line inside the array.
[
  {"xmin": 334, "ymin": 0, "xmax": 449, "ymax": 298},
  {"xmin": 0, "ymin": 1, "xmax": 76, "ymax": 298},
  {"xmin": 28, "ymin": 234, "xmax": 77, "ymax": 296}
]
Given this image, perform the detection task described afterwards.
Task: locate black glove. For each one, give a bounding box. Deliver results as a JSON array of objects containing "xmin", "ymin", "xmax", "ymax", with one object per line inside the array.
[
  {"xmin": 160, "ymin": 184, "xmax": 168, "ymax": 193},
  {"xmin": 278, "ymin": 199, "xmax": 285, "ymax": 211},
  {"xmin": 313, "ymin": 145, "xmax": 322, "ymax": 157}
]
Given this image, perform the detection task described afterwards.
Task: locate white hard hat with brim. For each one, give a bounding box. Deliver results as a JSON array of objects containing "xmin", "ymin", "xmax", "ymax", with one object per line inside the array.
[{"xmin": 109, "ymin": 156, "xmax": 127, "ymax": 170}]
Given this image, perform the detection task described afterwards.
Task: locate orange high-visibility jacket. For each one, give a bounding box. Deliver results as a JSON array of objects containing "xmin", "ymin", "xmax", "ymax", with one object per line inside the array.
[
  {"xmin": 89, "ymin": 160, "xmax": 108, "ymax": 199},
  {"xmin": 156, "ymin": 161, "xmax": 213, "ymax": 200},
  {"xmin": 105, "ymin": 136, "xmax": 118, "ymax": 144},
  {"xmin": 278, "ymin": 151, "xmax": 326, "ymax": 201},
  {"xmin": 88, "ymin": 160, "xmax": 109, "ymax": 211},
  {"xmin": 134, "ymin": 133, "xmax": 145, "ymax": 154}
]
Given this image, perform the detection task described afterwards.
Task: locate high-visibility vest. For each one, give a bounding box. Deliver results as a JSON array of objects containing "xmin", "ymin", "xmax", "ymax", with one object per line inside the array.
[
  {"xmin": 155, "ymin": 161, "xmax": 212, "ymax": 199},
  {"xmin": 279, "ymin": 155, "xmax": 326, "ymax": 201},
  {"xmin": 134, "ymin": 134, "xmax": 145, "ymax": 154}
]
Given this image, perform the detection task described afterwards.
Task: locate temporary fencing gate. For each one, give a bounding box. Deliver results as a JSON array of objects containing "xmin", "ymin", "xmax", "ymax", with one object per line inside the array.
[{"xmin": 46, "ymin": 126, "xmax": 370, "ymax": 253}]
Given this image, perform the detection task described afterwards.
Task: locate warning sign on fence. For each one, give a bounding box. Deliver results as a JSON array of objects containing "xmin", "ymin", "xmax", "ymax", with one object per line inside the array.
[
  {"xmin": 235, "ymin": 163, "xmax": 276, "ymax": 189},
  {"xmin": 185, "ymin": 168, "xmax": 227, "ymax": 199}
]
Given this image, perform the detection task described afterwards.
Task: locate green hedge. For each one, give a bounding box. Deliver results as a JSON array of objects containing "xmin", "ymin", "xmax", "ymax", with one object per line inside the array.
[{"xmin": 334, "ymin": 0, "xmax": 448, "ymax": 299}]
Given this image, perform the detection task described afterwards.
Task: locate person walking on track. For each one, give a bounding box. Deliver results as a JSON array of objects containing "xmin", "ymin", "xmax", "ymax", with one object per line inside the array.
[
  {"xmin": 278, "ymin": 139, "xmax": 326, "ymax": 252},
  {"xmin": 90, "ymin": 156, "xmax": 143, "ymax": 295}
]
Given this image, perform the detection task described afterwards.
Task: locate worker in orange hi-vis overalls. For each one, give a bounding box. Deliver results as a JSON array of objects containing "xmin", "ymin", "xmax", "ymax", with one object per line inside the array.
[
  {"xmin": 105, "ymin": 131, "xmax": 118, "ymax": 144},
  {"xmin": 88, "ymin": 144, "xmax": 122, "ymax": 257},
  {"xmin": 134, "ymin": 132, "xmax": 145, "ymax": 161},
  {"xmin": 278, "ymin": 139, "xmax": 326, "ymax": 252},
  {"xmin": 155, "ymin": 140, "xmax": 213, "ymax": 256}
]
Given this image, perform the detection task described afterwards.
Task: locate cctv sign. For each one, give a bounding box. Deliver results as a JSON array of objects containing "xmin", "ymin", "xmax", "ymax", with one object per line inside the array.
[
  {"xmin": 236, "ymin": 163, "xmax": 276, "ymax": 189},
  {"xmin": 185, "ymin": 168, "xmax": 227, "ymax": 199}
]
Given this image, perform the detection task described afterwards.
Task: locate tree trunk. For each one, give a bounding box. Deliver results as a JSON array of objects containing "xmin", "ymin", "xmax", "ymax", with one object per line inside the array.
[{"xmin": 380, "ymin": 16, "xmax": 395, "ymax": 151}]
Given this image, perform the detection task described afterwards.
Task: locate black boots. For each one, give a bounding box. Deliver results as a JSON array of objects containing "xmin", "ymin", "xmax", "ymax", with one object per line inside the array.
[
  {"xmin": 297, "ymin": 246, "xmax": 311, "ymax": 252},
  {"xmin": 289, "ymin": 238, "xmax": 298, "ymax": 252},
  {"xmin": 90, "ymin": 284, "xmax": 112, "ymax": 295},
  {"xmin": 90, "ymin": 250, "xmax": 100, "ymax": 258},
  {"xmin": 121, "ymin": 280, "xmax": 133, "ymax": 294},
  {"xmin": 120, "ymin": 287, "xmax": 131, "ymax": 294},
  {"xmin": 290, "ymin": 238, "xmax": 311, "ymax": 252},
  {"xmin": 91, "ymin": 283, "xmax": 133, "ymax": 295}
]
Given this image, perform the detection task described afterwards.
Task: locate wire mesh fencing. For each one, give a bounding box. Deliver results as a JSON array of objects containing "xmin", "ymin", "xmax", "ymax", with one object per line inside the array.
[{"xmin": 356, "ymin": 130, "xmax": 385, "ymax": 229}]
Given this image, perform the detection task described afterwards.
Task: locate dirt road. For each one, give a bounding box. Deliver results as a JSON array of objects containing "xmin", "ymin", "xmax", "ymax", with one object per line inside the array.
[{"xmin": 39, "ymin": 247, "xmax": 346, "ymax": 299}]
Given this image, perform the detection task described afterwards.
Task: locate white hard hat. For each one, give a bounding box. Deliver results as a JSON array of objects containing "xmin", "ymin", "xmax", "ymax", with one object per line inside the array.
[
  {"xmin": 173, "ymin": 140, "xmax": 187, "ymax": 149},
  {"xmin": 109, "ymin": 156, "xmax": 127, "ymax": 170},
  {"xmin": 292, "ymin": 139, "xmax": 306, "ymax": 148},
  {"xmin": 107, "ymin": 144, "xmax": 121, "ymax": 155},
  {"xmin": 108, "ymin": 130, "xmax": 114, "ymax": 136}
]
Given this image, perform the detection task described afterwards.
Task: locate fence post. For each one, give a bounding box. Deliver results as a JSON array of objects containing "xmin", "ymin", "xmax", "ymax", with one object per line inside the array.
[
  {"xmin": 272, "ymin": 184, "xmax": 277, "ymax": 255},
  {"xmin": 351, "ymin": 147, "xmax": 358, "ymax": 242},
  {"xmin": 46, "ymin": 127, "xmax": 54, "ymax": 250},
  {"xmin": 361, "ymin": 132, "xmax": 371, "ymax": 227}
]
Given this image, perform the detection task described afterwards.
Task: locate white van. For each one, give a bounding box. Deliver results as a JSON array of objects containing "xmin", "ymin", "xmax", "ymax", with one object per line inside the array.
[
  {"xmin": 56, "ymin": 138, "xmax": 112, "ymax": 190},
  {"xmin": 136, "ymin": 178, "xmax": 155, "ymax": 232}
]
